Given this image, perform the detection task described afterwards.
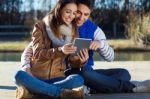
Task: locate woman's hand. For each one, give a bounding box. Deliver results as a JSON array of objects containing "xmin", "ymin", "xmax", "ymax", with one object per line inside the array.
[
  {"xmin": 61, "ymin": 43, "xmax": 77, "ymax": 55},
  {"xmin": 77, "ymin": 48, "xmax": 89, "ymax": 64}
]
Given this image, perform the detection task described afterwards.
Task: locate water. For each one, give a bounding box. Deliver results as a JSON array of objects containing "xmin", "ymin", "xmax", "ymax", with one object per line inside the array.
[
  {"xmin": 0, "ymin": 52, "xmax": 21, "ymax": 61},
  {"xmin": 93, "ymin": 52, "xmax": 150, "ymax": 61},
  {"xmin": 0, "ymin": 52, "xmax": 150, "ymax": 61}
]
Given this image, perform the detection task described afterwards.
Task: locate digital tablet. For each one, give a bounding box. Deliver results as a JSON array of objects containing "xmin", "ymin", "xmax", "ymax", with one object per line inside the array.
[{"xmin": 73, "ymin": 38, "xmax": 92, "ymax": 53}]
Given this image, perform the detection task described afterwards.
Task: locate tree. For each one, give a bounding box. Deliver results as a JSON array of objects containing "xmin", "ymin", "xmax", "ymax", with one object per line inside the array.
[{"xmin": 0, "ymin": 0, "xmax": 23, "ymax": 25}]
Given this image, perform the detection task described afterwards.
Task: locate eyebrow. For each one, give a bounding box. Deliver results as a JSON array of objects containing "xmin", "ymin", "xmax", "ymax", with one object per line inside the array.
[
  {"xmin": 65, "ymin": 9, "xmax": 77, "ymax": 12},
  {"xmin": 77, "ymin": 10, "xmax": 90, "ymax": 15}
]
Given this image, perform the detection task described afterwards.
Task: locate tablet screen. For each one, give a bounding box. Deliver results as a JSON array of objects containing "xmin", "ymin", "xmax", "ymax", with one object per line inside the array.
[{"xmin": 73, "ymin": 38, "xmax": 92, "ymax": 53}]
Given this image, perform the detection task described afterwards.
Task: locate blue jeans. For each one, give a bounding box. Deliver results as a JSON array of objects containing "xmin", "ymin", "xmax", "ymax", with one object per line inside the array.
[
  {"xmin": 14, "ymin": 70, "xmax": 84, "ymax": 98},
  {"xmin": 65, "ymin": 67, "xmax": 135, "ymax": 93}
]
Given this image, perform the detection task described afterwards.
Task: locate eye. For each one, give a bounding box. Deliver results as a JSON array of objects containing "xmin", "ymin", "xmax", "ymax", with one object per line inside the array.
[
  {"xmin": 77, "ymin": 10, "xmax": 81, "ymax": 14},
  {"xmin": 84, "ymin": 13, "xmax": 89, "ymax": 16},
  {"xmin": 65, "ymin": 9, "xmax": 72, "ymax": 14},
  {"xmin": 73, "ymin": 11, "xmax": 77, "ymax": 15}
]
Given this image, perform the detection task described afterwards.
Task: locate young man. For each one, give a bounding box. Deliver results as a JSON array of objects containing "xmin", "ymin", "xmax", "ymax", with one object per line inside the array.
[
  {"xmin": 21, "ymin": 0, "xmax": 150, "ymax": 94},
  {"xmin": 65, "ymin": 0, "xmax": 150, "ymax": 93}
]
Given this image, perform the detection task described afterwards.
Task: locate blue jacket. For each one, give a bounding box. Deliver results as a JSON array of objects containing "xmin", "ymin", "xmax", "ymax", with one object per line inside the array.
[{"xmin": 78, "ymin": 19, "xmax": 97, "ymax": 69}]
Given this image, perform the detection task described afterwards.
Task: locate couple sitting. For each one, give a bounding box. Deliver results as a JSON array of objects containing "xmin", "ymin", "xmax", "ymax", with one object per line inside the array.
[{"xmin": 14, "ymin": 0, "xmax": 150, "ymax": 99}]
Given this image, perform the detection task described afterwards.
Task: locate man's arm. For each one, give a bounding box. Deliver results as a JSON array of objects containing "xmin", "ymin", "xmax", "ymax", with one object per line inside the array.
[{"xmin": 93, "ymin": 27, "xmax": 114, "ymax": 61}]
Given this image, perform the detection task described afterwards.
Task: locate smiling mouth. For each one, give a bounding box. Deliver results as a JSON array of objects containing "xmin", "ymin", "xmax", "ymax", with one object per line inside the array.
[{"xmin": 77, "ymin": 20, "xmax": 83, "ymax": 24}]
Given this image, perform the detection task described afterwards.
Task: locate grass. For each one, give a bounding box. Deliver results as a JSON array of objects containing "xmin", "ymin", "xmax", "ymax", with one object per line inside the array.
[
  {"xmin": 0, "ymin": 39, "xmax": 149, "ymax": 52},
  {"xmin": 0, "ymin": 41, "xmax": 29, "ymax": 51},
  {"xmin": 108, "ymin": 39, "xmax": 135, "ymax": 48},
  {"xmin": 108, "ymin": 39, "xmax": 150, "ymax": 51}
]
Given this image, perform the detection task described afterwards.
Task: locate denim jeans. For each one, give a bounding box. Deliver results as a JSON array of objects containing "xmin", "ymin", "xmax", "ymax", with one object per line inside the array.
[
  {"xmin": 14, "ymin": 70, "xmax": 84, "ymax": 98},
  {"xmin": 65, "ymin": 67, "xmax": 135, "ymax": 93}
]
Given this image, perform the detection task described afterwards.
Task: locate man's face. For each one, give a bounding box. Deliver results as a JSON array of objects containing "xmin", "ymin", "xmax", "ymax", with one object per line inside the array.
[{"xmin": 76, "ymin": 4, "xmax": 91, "ymax": 27}]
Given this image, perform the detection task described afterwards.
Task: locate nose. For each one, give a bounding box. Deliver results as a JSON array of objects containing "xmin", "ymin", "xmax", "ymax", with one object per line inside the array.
[{"xmin": 69, "ymin": 13, "xmax": 75, "ymax": 19}]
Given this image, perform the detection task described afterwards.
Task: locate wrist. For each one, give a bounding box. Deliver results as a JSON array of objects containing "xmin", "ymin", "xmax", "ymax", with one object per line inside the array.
[
  {"xmin": 22, "ymin": 63, "xmax": 31, "ymax": 68},
  {"xmin": 21, "ymin": 65, "xmax": 31, "ymax": 72}
]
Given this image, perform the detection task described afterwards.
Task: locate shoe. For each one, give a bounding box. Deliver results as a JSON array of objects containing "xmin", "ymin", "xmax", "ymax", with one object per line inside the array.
[
  {"xmin": 16, "ymin": 86, "xmax": 33, "ymax": 99},
  {"xmin": 61, "ymin": 87, "xmax": 84, "ymax": 99},
  {"xmin": 132, "ymin": 80, "xmax": 150, "ymax": 92},
  {"xmin": 83, "ymin": 85, "xmax": 90, "ymax": 95}
]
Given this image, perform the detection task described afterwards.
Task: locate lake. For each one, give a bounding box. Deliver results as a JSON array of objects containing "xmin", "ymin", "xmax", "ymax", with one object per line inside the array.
[{"xmin": 0, "ymin": 52, "xmax": 150, "ymax": 61}]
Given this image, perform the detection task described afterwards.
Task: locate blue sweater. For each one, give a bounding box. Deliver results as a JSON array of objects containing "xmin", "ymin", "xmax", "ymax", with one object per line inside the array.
[{"xmin": 78, "ymin": 19, "xmax": 97, "ymax": 69}]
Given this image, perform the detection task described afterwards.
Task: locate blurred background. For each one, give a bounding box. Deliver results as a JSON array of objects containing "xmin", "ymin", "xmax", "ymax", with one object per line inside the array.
[{"xmin": 0, "ymin": 0, "xmax": 150, "ymax": 61}]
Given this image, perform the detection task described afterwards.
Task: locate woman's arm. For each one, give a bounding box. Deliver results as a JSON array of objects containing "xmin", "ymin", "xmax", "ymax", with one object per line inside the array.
[
  {"xmin": 31, "ymin": 22, "xmax": 65, "ymax": 60},
  {"xmin": 21, "ymin": 42, "xmax": 33, "ymax": 67}
]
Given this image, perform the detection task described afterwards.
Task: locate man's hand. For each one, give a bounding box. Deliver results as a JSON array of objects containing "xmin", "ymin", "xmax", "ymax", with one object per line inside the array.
[
  {"xmin": 89, "ymin": 40, "xmax": 101, "ymax": 51},
  {"xmin": 77, "ymin": 48, "xmax": 89, "ymax": 64},
  {"xmin": 60, "ymin": 43, "xmax": 77, "ymax": 55}
]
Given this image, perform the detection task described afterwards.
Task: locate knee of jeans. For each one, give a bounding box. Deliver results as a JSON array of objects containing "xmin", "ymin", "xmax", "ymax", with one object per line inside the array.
[
  {"xmin": 14, "ymin": 70, "xmax": 25, "ymax": 84},
  {"xmin": 120, "ymin": 69, "xmax": 131, "ymax": 81},
  {"xmin": 69, "ymin": 74, "xmax": 84, "ymax": 85},
  {"xmin": 81, "ymin": 69, "xmax": 91, "ymax": 77}
]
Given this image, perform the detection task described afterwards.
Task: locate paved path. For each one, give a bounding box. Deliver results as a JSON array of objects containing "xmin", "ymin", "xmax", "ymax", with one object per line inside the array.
[{"xmin": 0, "ymin": 61, "xmax": 150, "ymax": 99}]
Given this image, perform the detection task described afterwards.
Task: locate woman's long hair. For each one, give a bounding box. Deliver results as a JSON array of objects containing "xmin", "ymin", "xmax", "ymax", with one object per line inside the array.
[{"xmin": 46, "ymin": 0, "xmax": 78, "ymax": 39}]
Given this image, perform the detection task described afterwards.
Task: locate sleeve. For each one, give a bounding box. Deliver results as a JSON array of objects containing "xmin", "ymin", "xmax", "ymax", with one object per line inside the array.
[
  {"xmin": 32, "ymin": 22, "xmax": 65, "ymax": 61},
  {"xmin": 94, "ymin": 27, "xmax": 114, "ymax": 61},
  {"xmin": 21, "ymin": 42, "xmax": 33, "ymax": 67}
]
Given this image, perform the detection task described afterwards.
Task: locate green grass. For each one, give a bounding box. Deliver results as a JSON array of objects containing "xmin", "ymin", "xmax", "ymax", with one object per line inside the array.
[{"xmin": 0, "ymin": 41, "xmax": 29, "ymax": 51}]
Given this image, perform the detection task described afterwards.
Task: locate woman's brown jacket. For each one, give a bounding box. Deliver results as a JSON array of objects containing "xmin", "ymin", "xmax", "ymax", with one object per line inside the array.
[{"xmin": 31, "ymin": 21, "xmax": 85, "ymax": 79}]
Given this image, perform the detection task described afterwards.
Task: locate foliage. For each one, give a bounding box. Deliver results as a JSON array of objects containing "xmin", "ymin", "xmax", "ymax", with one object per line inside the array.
[
  {"xmin": 0, "ymin": 0, "xmax": 150, "ymax": 45},
  {"xmin": 0, "ymin": 0, "xmax": 23, "ymax": 25},
  {"xmin": 91, "ymin": 0, "xmax": 150, "ymax": 45}
]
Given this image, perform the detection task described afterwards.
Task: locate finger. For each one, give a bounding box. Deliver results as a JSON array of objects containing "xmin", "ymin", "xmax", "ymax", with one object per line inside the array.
[
  {"xmin": 93, "ymin": 44, "xmax": 98, "ymax": 50},
  {"xmin": 65, "ymin": 50, "xmax": 76, "ymax": 54},
  {"xmin": 77, "ymin": 53, "xmax": 82, "ymax": 61},
  {"xmin": 66, "ymin": 43, "xmax": 73, "ymax": 47},
  {"xmin": 65, "ymin": 48, "xmax": 76, "ymax": 51},
  {"xmin": 82, "ymin": 49, "xmax": 89, "ymax": 60},
  {"xmin": 65, "ymin": 46, "xmax": 76, "ymax": 50},
  {"xmin": 64, "ymin": 47, "xmax": 76, "ymax": 52},
  {"xmin": 90, "ymin": 42, "xmax": 98, "ymax": 50},
  {"xmin": 83, "ymin": 48, "xmax": 88, "ymax": 57},
  {"xmin": 92, "ymin": 43, "xmax": 98, "ymax": 50},
  {"xmin": 81, "ymin": 49, "xmax": 88, "ymax": 62},
  {"xmin": 89, "ymin": 42, "xmax": 94, "ymax": 49},
  {"xmin": 90, "ymin": 42, "xmax": 96, "ymax": 50},
  {"xmin": 80, "ymin": 50, "xmax": 86, "ymax": 61}
]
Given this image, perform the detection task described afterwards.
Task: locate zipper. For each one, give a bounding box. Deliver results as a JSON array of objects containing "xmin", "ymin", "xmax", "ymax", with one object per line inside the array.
[{"xmin": 48, "ymin": 59, "xmax": 53, "ymax": 79}]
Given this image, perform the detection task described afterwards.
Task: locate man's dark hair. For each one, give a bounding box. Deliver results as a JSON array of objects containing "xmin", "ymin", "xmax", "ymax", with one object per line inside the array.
[{"xmin": 76, "ymin": 0, "xmax": 93, "ymax": 10}]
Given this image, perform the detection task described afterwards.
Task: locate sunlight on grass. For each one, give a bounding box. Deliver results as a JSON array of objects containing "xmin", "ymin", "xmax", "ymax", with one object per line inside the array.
[
  {"xmin": 108, "ymin": 39, "xmax": 150, "ymax": 50},
  {"xmin": 0, "ymin": 41, "xmax": 29, "ymax": 51},
  {"xmin": 108, "ymin": 39, "xmax": 135, "ymax": 48}
]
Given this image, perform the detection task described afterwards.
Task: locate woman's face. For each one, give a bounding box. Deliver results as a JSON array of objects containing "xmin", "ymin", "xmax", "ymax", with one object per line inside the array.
[{"xmin": 61, "ymin": 3, "xmax": 77, "ymax": 25}]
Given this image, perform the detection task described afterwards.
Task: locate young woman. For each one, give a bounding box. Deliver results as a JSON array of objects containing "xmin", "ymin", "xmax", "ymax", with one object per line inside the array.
[{"xmin": 14, "ymin": 0, "xmax": 89, "ymax": 99}]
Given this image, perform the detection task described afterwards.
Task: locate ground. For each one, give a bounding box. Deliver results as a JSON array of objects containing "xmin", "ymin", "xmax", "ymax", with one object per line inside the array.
[{"xmin": 0, "ymin": 61, "xmax": 150, "ymax": 99}]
